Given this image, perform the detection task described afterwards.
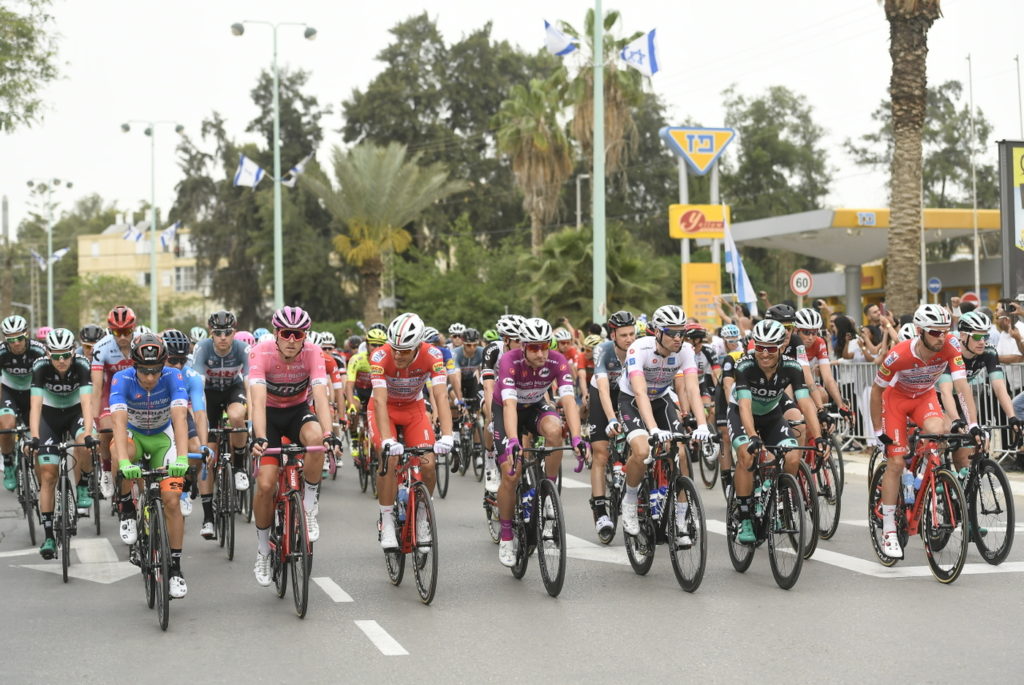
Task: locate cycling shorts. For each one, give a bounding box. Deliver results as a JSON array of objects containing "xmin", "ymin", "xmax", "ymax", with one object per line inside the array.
[
  {"xmin": 492, "ymin": 400, "xmax": 559, "ymax": 453},
  {"xmin": 587, "ymin": 384, "xmax": 619, "ymax": 442},
  {"xmin": 186, "ymin": 412, "xmax": 197, "ymax": 441},
  {"xmin": 0, "ymin": 386, "xmax": 29, "ymax": 419},
  {"xmin": 354, "ymin": 387, "xmax": 372, "ymax": 408},
  {"xmin": 726, "ymin": 404, "xmax": 797, "ymax": 451},
  {"xmin": 880, "ymin": 388, "xmax": 945, "ymax": 458},
  {"xmin": 617, "ymin": 393, "xmax": 680, "ymax": 444},
  {"xmin": 206, "ymin": 380, "xmax": 247, "ymax": 430},
  {"xmin": 368, "ymin": 399, "xmax": 433, "ymax": 452},
  {"xmin": 36, "ymin": 406, "xmax": 86, "ymax": 466}
]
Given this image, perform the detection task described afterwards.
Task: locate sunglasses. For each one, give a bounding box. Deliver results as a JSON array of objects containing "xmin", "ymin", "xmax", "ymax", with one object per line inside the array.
[
  {"xmin": 277, "ymin": 329, "xmax": 306, "ymax": 341},
  {"xmin": 797, "ymin": 328, "xmax": 819, "ymax": 335},
  {"xmin": 965, "ymin": 333, "xmax": 987, "ymax": 341},
  {"xmin": 524, "ymin": 343, "xmax": 549, "ymax": 353},
  {"xmin": 923, "ymin": 328, "xmax": 947, "ymax": 338},
  {"xmin": 781, "ymin": 323, "xmax": 795, "ymax": 330},
  {"xmin": 136, "ymin": 366, "xmax": 163, "ymax": 376},
  {"xmin": 755, "ymin": 344, "xmax": 781, "ymax": 353},
  {"xmin": 110, "ymin": 327, "xmax": 134, "ymax": 337},
  {"xmin": 322, "ymin": 345, "xmax": 335, "ymax": 351},
  {"xmin": 5, "ymin": 335, "xmax": 26, "ymax": 343},
  {"xmin": 211, "ymin": 328, "xmax": 234, "ymax": 337},
  {"xmin": 50, "ymin": 352, "xmax": 73, "ymax": 361},
  {"xmin": 660, "ymin": 329, "xmax": 686, "ymax": 339},
  {"xmin": 168, "ymin": 356, "xmax": 188, "ymax": 365}
]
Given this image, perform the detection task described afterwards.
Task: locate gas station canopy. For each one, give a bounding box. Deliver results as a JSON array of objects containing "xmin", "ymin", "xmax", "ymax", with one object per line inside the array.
[{"xmin": 730, "ymin": 208, "xmax": 1000, "ymax": 265}]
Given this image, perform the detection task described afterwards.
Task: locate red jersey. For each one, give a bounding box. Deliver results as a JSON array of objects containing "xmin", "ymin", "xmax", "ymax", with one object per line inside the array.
[
  {"xmin": 322, "ymin": 350, "xmax": 343, "ymax": 390},
  {"xmin": 874, "ymin": 335, "xmax": 966, "ymax": 398},
  {"xmin": 369, "ymin": 343, "xmax": 446, "ymax": 405},
  {"xmin": 799, "ymin": 335, "xmax": 831, "ymax": 370}
]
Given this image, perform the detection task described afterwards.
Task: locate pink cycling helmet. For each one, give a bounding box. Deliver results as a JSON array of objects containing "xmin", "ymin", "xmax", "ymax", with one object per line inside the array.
[
  {"xmin": 271, "ymin": 306, "xmax": 311, "ymax": 331},
  {"xmin": 36, "ymin": 326, "xmax": 52, "ymax": 341},
  {"xmin": 235, "ymin": 330, "xmax": 255, "ymax": 346}
]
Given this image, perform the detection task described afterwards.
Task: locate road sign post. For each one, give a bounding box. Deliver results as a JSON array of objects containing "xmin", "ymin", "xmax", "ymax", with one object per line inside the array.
[{"xmin": 927, "ymin": 276, "xmax": 942, "ymax": 303}]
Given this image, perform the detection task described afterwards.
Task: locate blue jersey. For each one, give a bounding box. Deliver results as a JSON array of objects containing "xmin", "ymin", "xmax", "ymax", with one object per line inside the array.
[
  {"xmin": 109, "ymin": 367, "xmax": 189, "ymax": 435},
  {"xmin": 181, "ymin": 366, "xmax": 207, "ymax": 413}
]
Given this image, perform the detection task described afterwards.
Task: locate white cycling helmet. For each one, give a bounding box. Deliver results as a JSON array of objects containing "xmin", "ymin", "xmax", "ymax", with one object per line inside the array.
[
  {"xmin": 189, "ymin": 326, "xmax": 208, "ymax": 343},
  {"xmin": 913, "ymin": 303, "xmax": 951, "ymax": 329},
  {"xmin": 448, "ymin": 322, "xmax": 466, "ymax": 336},
  {"xmin": 751, "ymin": 319, "xmax": 787, "ymax": 346},
  {"xmin": 422, "ymin": 326, "xmax": 441, "ymax": 344},
  {"xmin": 519, "ymin": 317, "xmax": 553, "ymax": 344},
  {"xmin": 387, "ymin": 312, "xmax": 424, "ymax": 351},
  {"xmin": 651, "ymin": 305, "xmax": 686, "ymax": 329},
  {"xmin": 553, "ymin": 327, "xmax": 572, "ymax": 342},
  {"xmin": 134, "ymin": 325, "xmax": 153, "ymax": 340},
  {"xmin": 795, "ymin": 308, "xmax": 823, "ymax": 330},
  {"xmin": 307, "ymin": 330, "xmax": 322, "ymax": 346},
  {"xmin": 46, "ymin": 327, "xmax": 76, "ymax": 352},
  {"xmin": 897, "ymin": 323, "xmax": 917, "ymax": 341},
  {"xmin": 1, "ymin": 315, "xmax": 28, "ymax": 336},
  {"xmin": 957, "ymin": 310, "xmax": 991, "ymax": 333},
  {"xmin": 319, "ymin": 331, "xmax": 336, "ymax": 347},
  {"xmin": 496, "ymin": 314, "xmax": 524, "ymax": 340}
]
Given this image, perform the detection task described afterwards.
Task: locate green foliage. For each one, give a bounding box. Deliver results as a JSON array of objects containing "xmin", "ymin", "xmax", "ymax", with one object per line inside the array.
[
  {"xmin": 0, "ymin": 0, "xmax": 59, "ymax": 132},
  {"xmin": 59, "ymin": 274, "xmax": 146, "ymax": 329}
]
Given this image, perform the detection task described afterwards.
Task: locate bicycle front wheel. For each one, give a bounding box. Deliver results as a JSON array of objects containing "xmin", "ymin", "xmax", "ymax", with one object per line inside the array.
[
  {"xmin": 436, "ymin": 451, "xmax": 450, "ymax": 499},
  {"xmin": 829, "ymin": 434, "xmax": 845, "ymax": 494},
  {"xmin": 59, "ymin": 476, "xmax": 72, "ymax": 583},
  {"xmin": 91, "ymin": 457, "xmax": 102, "ymax": 536},
  {"xmin": 767, "ymin": 473, "xmax": 805, "ymax": 590},
  {"xmin": 968, "ymin": 457, "xmax": 1015, "ymax": 565},
  {"xmin": 223, "ymin": 466, "xmax": 236, "ymax": 562},
  {"xmin": 922, "ymin": 468, "xmax": 968, "ymax": 584},
  {"xmin": 357, "ymin": 450, "xmax": 369, "ymax": 493},
  {"xmin": 816, "ymin": 449, "xmax": 843, "ymax": 540},
  {"xmin": 668, "ymin": 476, "xmax": 706, "ymax": 593},
  {"xmin": 726, "ymin": 487, "xmax": 754, "ymax": 573},
  {"xmin": 624, "ymin": 483, "xmax": 655, "ymax": 576},
  {"xmin": 536, "ymin": 478, "xmax": 566, "ymax": 597},
  {"xmin": 411, "ymin": 481, "xmax": 438, "ymax": 605},
  {"xmin": 472, "ymin": 440, "xmax": 484, "ymax": 482},
  {"xmin": 288, "ymin": 492, "xmax": 311, "ymax": 618},
  {"xmin": 796, "ymin": 461, "xmax": 819, "ymax": 559},
  {"xmin": 698, "ymin": 442, "xmax": 720, "ymax": 490},
  {"xmin": 384, "ymin": 509, "xmax": 405, "ymax": 586},
  {"xmin": 20, "ymin": 455, "xmax": 37, "ymax": 545},
  {"xmin": 152, "ymin": 499, "xmax": 171, "ymax": 631},
  {"xmin": 241, "ymin": 455, "xmax": 254, "ymax": 523}
]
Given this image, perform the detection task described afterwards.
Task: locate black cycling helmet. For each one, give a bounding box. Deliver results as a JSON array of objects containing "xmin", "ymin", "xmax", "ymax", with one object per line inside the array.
[
  {"xmin": 79, "ymin": 324, "xmax": 105, "ymax": 344},
  {"xmin": 606, "ymin": 310, "xmax": 636, "ymax": 331},
  {"xmin": 346, "ymin": 335, "xmax": 361, "ymax": 349},
  {"xmin": 130, "ymin": 332, "xmax": 167, "ymax": 366},
  {"xmin": 368, "ymin": 322, "xmax": 386, "ymax": 333},
  {"xmin": 161, "ymin": 329, "xmax": 191, "ymax": 358},
  {"xmin": 463, "ymin": 327, "xmax": 481, "ymax": 343},
  {"xmin": 208, "ymin": 310, "xmax": 236, "ymax": 329},
  {"xmin": 765, "ymin": 304, "xmax": 797, "ymax": 324}
]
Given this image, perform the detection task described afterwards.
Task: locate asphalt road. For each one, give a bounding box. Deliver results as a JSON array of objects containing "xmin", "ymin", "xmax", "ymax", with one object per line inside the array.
[{"xmin": 2, "ymin": 451, "xmax": 1023, "ymax": 684}]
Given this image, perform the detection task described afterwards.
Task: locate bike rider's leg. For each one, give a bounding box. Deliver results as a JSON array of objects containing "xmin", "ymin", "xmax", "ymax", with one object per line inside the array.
[
  {"xmin": 0, "ymin": 410, "xmax": 15, "ymax": 490},
  {"xmin": 253, "ymin": 462, "xmax": 279, "ymax": 552},
  {"xmin": 538, "ymin": 414, "xmax": 563, "ymax": 481},
  {"xmin": 733, "ymin": 440, "xmax": 758, "ymax": 543},
  {"xmin": 226, "ymin": 400, "xmax": 248, "ymax": 459},
  {"xmin": 98, "ymin": 413, "xmax": 115, "ymax": 496},
  {"xmin": 718, "ymin": 424, "xmax": 734, "ymax": 489},
  {"xmin": 298, "ymin": 420, "xmax": 323, "ymax": 513}
]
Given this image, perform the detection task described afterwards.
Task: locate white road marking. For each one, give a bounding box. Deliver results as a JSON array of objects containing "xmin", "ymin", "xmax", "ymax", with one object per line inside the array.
[
  {"xmin": 355, "ymin": 620, "xmax": 408, "ymax": 656},
  {"xmin": 560, "ymin": 478, "xmax": 589, "ymax": 489},
  {"xmin": 72, "ymin": 537, "xmax": 119, "ymax": 563},
  {"xmin": 14, "ymin": 537, "xmax": 135, "ymax": 583},
  {"xmin": 565, "ymin": 533, "xmax": 629, "ymax": 565},
  {"xmin": 313, "ymin": 576, "xmax": 353, "ymax": 602},
  {"xmin": 0, "ymin": 547, "xmax": 40, "ymax": 559}
]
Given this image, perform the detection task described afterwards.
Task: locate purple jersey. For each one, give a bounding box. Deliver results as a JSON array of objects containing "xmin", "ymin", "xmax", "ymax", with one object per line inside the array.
[{"xmin": 493, "ymin": 349, "xmax": 574, "ymax": 406}]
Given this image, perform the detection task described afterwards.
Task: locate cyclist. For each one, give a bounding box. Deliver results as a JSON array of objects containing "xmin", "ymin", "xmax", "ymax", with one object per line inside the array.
[
  {"xmin": 713, "ymin": 323, "xmax": 745, "ymax": 491},
  {"xmin": 249, "ymin": 307, "xmax": 339, "ymax": 586},
  {"xmin": 578, "ymin": 334, "xmax": 600, "ymax": 415},
  {"xmin": 192, "ymin": 311, "xmax": 250, "ymax": 491},
  {"xmin": 481, "ymin": 315, "xmax": 523, "ymax": 493},
  {"xmin": 28, "ymin": 328, "xmax": 97, "ymax": 558},
  {"xmin": 617, "ymin": 305, "xmax": 713, "ymax": 546},
  {"xmin": 869, "ymin": 304, "xmax": 983, "ymax": 559},
  {"xmin": 683, "ymin": 322, "xmax": 720, "ymax": 410},
  {"xmin": 794, "ymin": 308, "xmax": 852, "ymax": 421},
  {"xmin": 452, "ymin": 327, "xmax": 485, "ymax": 470},
  {"xmin": 448, "ymin": 323, "xmax": 466, "ymax": 353},
  {"xmin": 77, "ymin": 324, "xmax": 105, "ymax": 362},
  {"xmin": 90, "ymin": 305, "xmax": 137, "ymax": 498},
  {"xmin": 730, "ymin": 319, "xmax": 824, "ymax": 544},
  {"xmin": 347, "ymin": 328, "xmax": 384, "ymax": 414},
  {"xmin": 370, "ymin": 313, "xmax": 453, "ymax": 549},
  {"xmin": 587, "ymin": 310, "xmax": 636, "ymax": 542},
  {"xmin": 1, "ymin": 315, "xmax": 48, "ymax": 491},
  {"xmin": 189, "ymin": 326, "xmax": 207, "ymax": 352},
  {"xmin": 494, "ymin": 317, "xmax": 586, "ymax": 566},
  {"xmin": 111, "ymin": 333, "xmax": 191, "ymax": 598}
]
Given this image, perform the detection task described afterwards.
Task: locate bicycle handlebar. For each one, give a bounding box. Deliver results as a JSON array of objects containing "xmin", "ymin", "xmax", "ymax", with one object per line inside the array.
[
  {"xmin": 264, "ymin": 445, "xmax": 326, "ymax": 456},
  {"xmin": 746, "ymin": 443, "xmax": 819, "ymax": 472},
  {"xmin": 377, "ymin": 446, "xmax": 436, "ymax": 477},
  {"xmin": 508, "ymin": 444, "xmax": 575, "ymax": 478}
]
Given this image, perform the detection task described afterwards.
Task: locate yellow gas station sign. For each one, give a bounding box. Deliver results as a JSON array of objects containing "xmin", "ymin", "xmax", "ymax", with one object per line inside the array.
[{"xmin": 681, "ymin": 262, "xmax": 721, "ymax": 329}]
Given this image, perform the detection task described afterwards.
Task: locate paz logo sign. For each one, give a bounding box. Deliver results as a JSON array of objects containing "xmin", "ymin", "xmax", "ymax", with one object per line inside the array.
[
  {"xmin": 659, "ymin": 126, "xmax": 735, "ymax": 175},
  {"xmin": 669, "ymin": 204, "xmax": 731, "ymax": 239}
]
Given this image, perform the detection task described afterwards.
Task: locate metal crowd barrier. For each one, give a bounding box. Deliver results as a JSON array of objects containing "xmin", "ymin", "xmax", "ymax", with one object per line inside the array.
[{"xmin": 832, "ymin": 361, "xmax": 1024, "ymax": 465}]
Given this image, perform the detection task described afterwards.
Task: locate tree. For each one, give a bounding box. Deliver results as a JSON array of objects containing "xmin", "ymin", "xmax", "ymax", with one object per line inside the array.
[
  {"xmin": 882, "ymin": 0, "xmax": 943, "ymax": 316},
  {"xmin": 0, "ymin": 0, "xmax": 59, "ymax": 132},
  {"xmin": 302, "ymin": 141, "xmax": 468, "ymax": 325},
  {"xmin": 60, "ymin": 274, "xmax": 146, "ymax": 329}
]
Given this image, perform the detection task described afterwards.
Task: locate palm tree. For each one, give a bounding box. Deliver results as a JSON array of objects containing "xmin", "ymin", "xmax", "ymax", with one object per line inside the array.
[
  {"xmin": 493, "ymin": 77, "xmax": 574, "ymax": 314},
  {"xmin": 883, "ymin": 0, "xmax": 942, "ymax": 316},
  {"xmin": 303, "ymin": 141, "xmax": 467, "ymax": 324}
]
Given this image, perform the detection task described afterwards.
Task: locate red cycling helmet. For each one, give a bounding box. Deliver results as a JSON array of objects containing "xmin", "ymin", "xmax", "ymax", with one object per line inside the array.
[{"xmin": 108, "ymin": 305, "xmax": 137, "ymax": 329}]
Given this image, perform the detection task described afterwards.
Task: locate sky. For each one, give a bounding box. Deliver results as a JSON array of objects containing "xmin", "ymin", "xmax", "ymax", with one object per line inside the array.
[{"xmin": 2, "ymin": 0, "xmax": 1023, "ymax": 246}]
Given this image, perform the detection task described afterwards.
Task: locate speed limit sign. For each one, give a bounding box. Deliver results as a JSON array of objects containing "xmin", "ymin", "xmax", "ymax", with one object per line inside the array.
[{"xmin": 790, "ymin": 269, "xmax": 813, "ymax": 297}]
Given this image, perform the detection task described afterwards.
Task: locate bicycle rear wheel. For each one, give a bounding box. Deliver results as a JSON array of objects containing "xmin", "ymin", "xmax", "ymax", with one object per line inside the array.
[
  {"xmin": 624, "ymin": 483, "xmax": 655, "ymax": 576},
  {"xmin": 767, "ymin": 473, "xmax": 805, "ymax": 590},
  {"xmin": 59, "ymin": 475, "xmax": 72, "ymax": 583},
  {"xmin": 922, "ymin": 468, "xmax": 968, "ymax": 584},
  {"xmin": 866, "ymin": 461, "xmax": 903, "ymax": 566},
  {"xmin": 224, "ymin": 467, "xmax": 236, "ymax": 562},
  {"xmin": 216, "ymin": 464, "xmax": 229, "ymax": 548},
  {"xmin": 273, "ymin": 503, "xmax": 288, "ymax": 599},
  {"xmin": 828, "ymin": 434, "xmax": 845, "ymax": 494},
  {"xmin": 458, "ymin": 426, "xmax": 471, "ymax": 476},
  {"xmin": 472, "ymin": 441, "xmax": 484, "ymax": 482},
  {"xmin": 536, "ymin": 478, "xmax": 566, "ymax": 597},
  {"xmin": 152, "ymin": 500, "xmax": 171, "ymax": 631},
  {"xmin": 668, "ymin": 476, "xmax": 706, "ymax": 593},
  {"xmin": 384, "ymin": 509, "xmax": 405, "ymax": 586},
  {"xmin": 726, "ymin": 487, "xmax": 754, "ymax": 573},
  {"xmin": 20, "ymin": 455, "xmax": 37, "ymax": 545},
  {"xmin": 816, "ymin": 450, "xmax": 843, "ymax": 540},
  {"xmin": 287, "ymin": 492, "xmax": 311, "ymax": 617},
  {"xmin": 698, "ymin": 442, "xmax": 720, "ymax": 490},
  {"xmin": 411, "ymin": 481, "xmax": 438, "ymax": 604},
  {"xmin": 436, "ymin": 451, "xmax": 449, "ymax": 499},
  {"xmin": 90, "ymin": 453, "xmax": 102, "ymax": 536},
  {"xmin": 357, "ymin": 452, "xmax": 369, "ymax": 492},
  {"xmin": 241, "ymin": 454, "xmax": 254, "ymax": 523},
  {"xmin": 968, "ymin": 457, "xmax": 1015, "ymax": 565},
  {"xmin": 796, "ymin": 461, "xmax": 819, "ymax": 559}
]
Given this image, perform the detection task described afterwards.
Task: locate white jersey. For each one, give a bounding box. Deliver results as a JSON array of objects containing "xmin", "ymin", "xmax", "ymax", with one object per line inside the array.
[{"xmin": 618, "ymin": 336, "xmax": 697, "ymax": 399}]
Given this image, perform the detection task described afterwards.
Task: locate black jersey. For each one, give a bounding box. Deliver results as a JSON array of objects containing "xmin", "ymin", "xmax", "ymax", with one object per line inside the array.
[
  {"xmin": 30, "ymin": 355, "xmax": 92, "ymax": 408},
  {"xmin": 731, "ymin": 352, "xmax": 808, "ymax": 416},
  {"xmin": 481, "ymin": 340, "xmax": 505, "ymax": 382},
  {"xmin": 0, "ymin": 340, "xmax": 48, "ymax": 391}
]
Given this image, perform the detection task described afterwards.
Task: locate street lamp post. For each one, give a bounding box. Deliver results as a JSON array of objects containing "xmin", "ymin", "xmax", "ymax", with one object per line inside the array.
[
  {"xmin": 231, "ymin": 20, "xmax": 317, "ymax": 310},
  {"xmin": 26, "ymin": 177, "xmax": 72, "ymax": 328},
  {"xmin": 121, "ymin": 120, "xmax": 184, "ymax": 330}
]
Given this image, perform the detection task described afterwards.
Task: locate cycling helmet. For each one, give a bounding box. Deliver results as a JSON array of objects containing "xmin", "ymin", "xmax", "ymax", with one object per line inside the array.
[
  {"xmin": 79, "ymin": 324, "xmax": 105, "ymax": 343},
  {"xmin": 463, "ymin": 327, "xmax": 481, "ymax": 343},
  {"xmin": 253, "ymin": 327, "xmax": 270, "ymax": 340},
  {"xmin": 135, "ymin": 325, "xmax": 152, "ymax": 338},
  {"xmin": 368, "ymin": 322, "xmax": 387, "ymax": 333},
  {"xmin": 208, "ymin": 310, "xmax": 236, "ymax": 329},
  {"xmin": 553, "ymin": 327, "xmax": 572, "ymax": 342},
  {"xmin": 235, "ymin": 330, "xmax": 256, "ymax": 347},
  {"xmin": 422, "ymin": 326, "xmax": 441, "ymax": 344},
  {"xmin": 519, "ymin": 317, "xmax": 553, "ymax": 344},
  {"xmin": 897, "ymin": 323, "xmax": 917, "ymax": 341},
  {"xmin": 130, "ymin": 332, "xmax": 167, "ymax": 366},
  {"xmin": 606, "ymin": 310, "xmax": 636, "ymax": 330},
  {"xmin": 957, "ymin": 310, "xmax": 991, "ymax": 333},
  {"xmin": 161, "ymin": 329, "xmax": 191, "ymax": 358},
  {"xmin": 1, "ymin": 315, "xmax": 28, "ymax": 336},
  {"xmin": 35, "ymin": 326, "xmax": 52, "ymax": 341},
  {"xmin": 912, "ymin": 303, "xmax": 951, "ymax": 329},
  {"xmin": 496, "ymin": 314, "xmax": 524, "ymax": 340},
  {"xmin": 346, "ymin": 335, "xmax": 361, "ymax": 349},
  {"xmin": 795, "ymin": 308, "xmax": 823, "ymax": 330},
  {"xmin": 448, "ymin": 322, "xmax": 466, "ymax": 337},
  {"xmin": 107, "ymin": 305, "xmax": 136, "ymax": 329},
  {"xmin": 483, "ymin": 329, "xmax": 499, "ymax": 342},
  {"xmin": 45, "ymin": 327, "xmax": 75, "ymax": 352},
  {"xmin": 652, "ymin": 305, "xmax": 686, "ymax": 329},
  {"xmin": 765, "ymin": 304, "xmax": 796, "ymax": 324},
  {"xmin": 751, "ymin": 319, "xmax": 787, "ymax": 346},
  {"xmin": 683, "ymin": 322, "xmax": 707, "ymax": 340},
  {"xmin": 583, "ymin": 334, "xmax": 602, "ymax": 348},
  {"xmin": 307, "ymin": 331, "xmax": 322, "ymax": 346},
  {"xmin": 366, "ymin": 328, "xmax": 388, "ymax": 345},
  {"xmin": 271, "ymin": 306, "xmax": 311, "ymax": 331},
  {"xmin": 319, "ymin": 332, "xmax": 336, "ymax": 347},
  {"xmin": 189, "ymin": 326, "xmax": 208, "ymax": 343},
  {"xmin": 387, "ymin": 312, "xmax": 424, "ymax": 351},
  {"xmin": 721, "ymin": 324, "xmax": 741, "ymax": 339}
]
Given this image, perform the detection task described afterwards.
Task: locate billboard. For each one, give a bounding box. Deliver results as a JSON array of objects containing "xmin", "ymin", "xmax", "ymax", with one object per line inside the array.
[
  {"xmin": 999, "ymin": 140, "xmax": 1024, "ymax": 296},
  {"xmin": 668, "ymin": 204, "xmax": 731, "ymax": 239}
]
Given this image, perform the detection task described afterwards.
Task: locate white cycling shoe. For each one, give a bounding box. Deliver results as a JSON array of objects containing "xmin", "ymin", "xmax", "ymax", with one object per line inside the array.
[
  {"xmin": 498, "ymin": 539, "xmax": 516, "ymax": 567},
  {"xmin": 882, "ymin": 531, "xmax": 903, "ymax": 558},
  {"xmin": 234, "ymin": 471, "xmax": 249, "ymax": 491},
  {"xmin": 620, "ymin": 500, "xmax": 640, "ymax": 536},
  {"xmin": 254, "ymin": 552, "xmax": 272, "ymax": 586},
  {"xmin": 169, "ymin": 574, "xmax": 188, "ymax": 599},
  {"xmin": 119, "ymin": 518, "xmax": 138, "ymax": 545}
]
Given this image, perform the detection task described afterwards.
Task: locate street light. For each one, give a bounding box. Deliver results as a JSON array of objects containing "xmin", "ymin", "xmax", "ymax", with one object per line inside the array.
[
  {"xmin": 231, "ymin": 19, "xmax": 317, "ymax": 309},
  {"xmin": 121, "ymin": 120, "xmax": 184, "ymax": 330},
  {"xmin": 26, "ymin": 177, "xmax": 73, "ymax": 328}
]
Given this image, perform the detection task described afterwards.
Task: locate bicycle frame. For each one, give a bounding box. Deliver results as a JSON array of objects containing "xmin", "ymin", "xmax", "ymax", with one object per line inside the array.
[
  {"xmin": 901, "ymin": 432, "xmax": 972, "ymax": 537},
  {"xmin": 393, "ymin": 447, "xmax": 433, "ymax": 554}
]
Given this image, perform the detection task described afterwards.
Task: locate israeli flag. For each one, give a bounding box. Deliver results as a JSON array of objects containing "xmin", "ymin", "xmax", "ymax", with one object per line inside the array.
[
  {"xmin": 233, "ymin": 154, "xmax": 266, "ymax": 188},
  {"xmin": 723, "ymin": 208, "xmax": 758, "ymax": 317},
  {"xmin": 159, "ymin": 221, "xmax": 180, "ymax": 250},
  {"xmin": 122, "ymin": 221, "xmax": 145, "ymax": 242},
  {"xmin": 544, "ymin": 20, "xmax": 577, "ymax": 57},
  {"xmin": 29, "ymin": 249, "xmax": 47, "ymax": 271},
  {"xmin": 620, "ymin": 29, "xmax": 660, "ymax": 77},
  {"xmin": 50, "ymin": 247, "xmax": 69, "ymax": 265},
  {"xmin": 281, "ymin": 152, "xmax": 313, "ymax": 189}
]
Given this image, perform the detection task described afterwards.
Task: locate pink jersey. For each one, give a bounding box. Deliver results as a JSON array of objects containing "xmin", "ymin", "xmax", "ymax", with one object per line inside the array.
[
  {"xmin": 248, "ymin": 339, "xmax": 328, "ymax": 408},
  {"xmin": 874, "ymin": 335, "xmax": 966, "ymax": 398}
]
